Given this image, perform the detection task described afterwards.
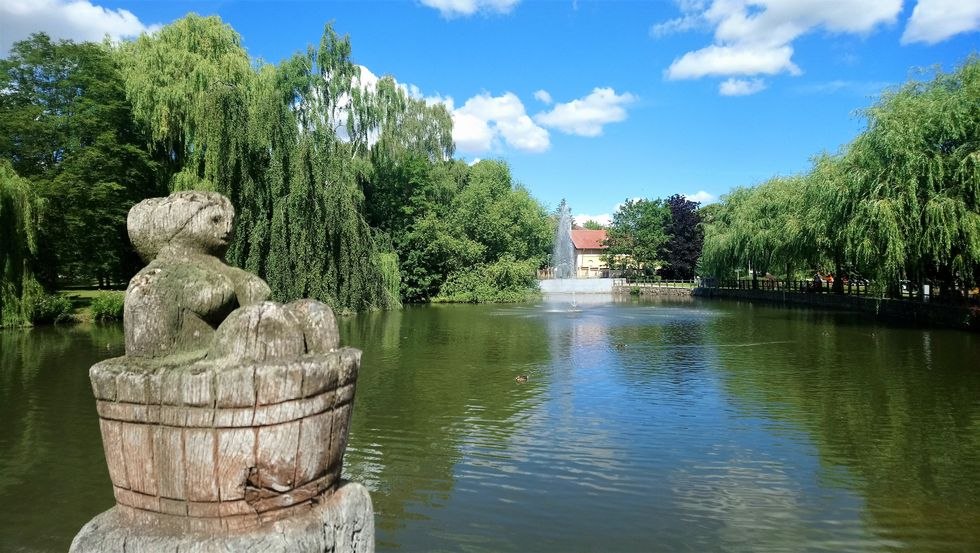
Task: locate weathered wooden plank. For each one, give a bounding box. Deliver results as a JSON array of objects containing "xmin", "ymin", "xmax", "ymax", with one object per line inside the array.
[
  {"xmin": 216, "ymin": 428, "xmax": 255, "ymax": 501},
  {"xmin": 254, "ymin": 422, "xmax": 301, "ymax": 494},
  {"xmin": 115, "ymin": 371, "xmax": 147, "ymax": 404},
  {"xmin": 89, "ymin": 364, "xmax": 118, "ymax": 401},
  {"xmin": 121, "ymin": 423, "xmax": 157, "ymax": 496},
  {"xmin": 301, "ymin": 356, "xmax": 337, "ymax": 398},
  {"xmin": 188, "ymin": 502, "xmax": 221, "ymax": 518},
  {"xmin": 181, "ymin": 369, "xmax": 213, "ymax": 407},
  {"xmin": 99, "ymin": 419, "xmax": 128, "ymax": 489},
  {"xmin": 213, "ymin": 407, "xmax": 255, "ymax": 428},
  {"xmin": 183, "ymin": 429, "xmax": 219, "ymax": 502},
  {"xmin": 294, "ymin": 411, "xmax": 332, "ymax": 485},
  {"xmin": 252, "ymin": 398, "xmax": 308, "ymax": 426},
  {"xmin": 158, "ymin": 497, "xmax": 188, "ymax": 516},
  {"xmin": 218, "ymin": 499, "xmax": 255, "ymax": 518},
  {"xmin": 154, "ymin": 426, "xmax": 185, "ymax": 499},
  {"xmin": 215, "ymin": 365, "xmax": 255, "ymax": 408},
  {"xmin": 338, "ymin": 348, "xmax": 361, "ymax": 386},
  {"xmin": 255, "ymin": 362, "xmax": 303, "ymax": 405},
  {"xmin": 328, "ymin": 404, "xmax": 353, "ymax": 471},
  {"xmin": 113, "ymin": 488, "xmax": 161, "ymax": 512}
]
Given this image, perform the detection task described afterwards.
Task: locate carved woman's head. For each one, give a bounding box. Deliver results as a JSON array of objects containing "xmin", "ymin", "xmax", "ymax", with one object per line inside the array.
[{"xmin": 128, "ymin": 191, "xmax": 235, "ymax": 261}]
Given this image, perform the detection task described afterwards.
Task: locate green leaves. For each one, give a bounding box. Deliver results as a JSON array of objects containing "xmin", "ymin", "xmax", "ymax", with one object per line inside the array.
[
  {"xmin": 1, "ymin": 34, "xmax": 160, "ymax": 288},
  {"xmin": 701, "ymin": 56, "xmax": 980, "ymax": 294},
  {"xmin": 0, "ymin": 161, "xmax": 41, "ymax": 327},
  {"xmin": 605, "ymin": 198, "xmax": 671, "ymax": 274}
]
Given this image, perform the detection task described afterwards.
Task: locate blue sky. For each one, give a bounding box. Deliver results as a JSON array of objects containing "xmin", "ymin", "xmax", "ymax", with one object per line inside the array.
[{"xmin": 2, "ymin": 0, "xmax": 978, "ymax": 224}]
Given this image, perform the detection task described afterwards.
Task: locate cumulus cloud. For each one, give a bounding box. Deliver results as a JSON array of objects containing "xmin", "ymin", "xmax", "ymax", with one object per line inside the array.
[
  {"xmin": 0, "ymin": 0, "xmax": 159, "ymax": 55},
  {"xmin": 650, "ymin": 0, "xmax": 708, "ymax": 37},
  {"xmin": 684, "ymin": 190, "xmax": 717, "ymax": 204},
  {"xmin": 668, "ymin": 44, "xmax": 799, "ymax": 79},
  {"xmin": 902, "ymin": 0, "xmax": 980, "ymax": 44},
  {"xmin": 534, "ymin": 87, "xmax": 637, "ymax": 137},
  {"xmin": 447, "ymin": 92, "xmax": 550, "ymax": 153},
  {"xmin": 534, "ymin": 89, "xmax": 553, "ymax": 104},
  {"xmin": 659, "ymin": 0, "xmax": 901, "ymax": 93},
  {"xmin": 719, "ymin": 77, "xmax": 767, "ymax": 96},
  {"xmin": 419, "ymin": 0, "xmax": 520, "ymax": 17}
]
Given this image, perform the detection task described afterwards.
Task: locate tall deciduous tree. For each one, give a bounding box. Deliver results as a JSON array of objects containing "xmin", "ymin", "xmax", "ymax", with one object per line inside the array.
[
  {"xmin": 0, "ymin": 34, "xmax": 159, "ymax": 287},
  {"xmin": 660, "ymin": 194, "xmax": 703, "ymax": 279},
  {"xmin": 604, "ymin": 198, "xmax": 671, "ymax": 275}
]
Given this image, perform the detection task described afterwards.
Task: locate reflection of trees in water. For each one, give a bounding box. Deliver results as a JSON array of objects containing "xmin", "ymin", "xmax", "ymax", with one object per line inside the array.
[
  {"xmin": 339, "ymin": 305, "xmax": 550, "ymax": 545},
  {"xmin": 709, "ymin": 304, "xmax": 980, "ymax": 550},
  {"xmin": 0, "ymin": 324, "xmax": 121, "ymax": 551},
  {"xmin": 604, "ymin": 307, "xmax": 712, "ymax": 391}
]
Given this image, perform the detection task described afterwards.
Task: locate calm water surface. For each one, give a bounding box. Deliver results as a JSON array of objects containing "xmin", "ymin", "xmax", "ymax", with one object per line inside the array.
[{"xmin": 1, "ymin": 298, "xmax": 979, "ymax": 552}]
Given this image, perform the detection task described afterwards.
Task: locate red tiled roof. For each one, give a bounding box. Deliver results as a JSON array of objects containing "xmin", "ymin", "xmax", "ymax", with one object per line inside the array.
[{"xmin": 571, "ymin": 229, "xmax": 607, "ymax": 250}]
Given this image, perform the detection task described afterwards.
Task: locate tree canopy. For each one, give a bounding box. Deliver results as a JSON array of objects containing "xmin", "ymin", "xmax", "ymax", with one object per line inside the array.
[
  {"xmin": 0, "ymin": 16, "xmax": 554, "ymax": 320},
  {"xmin": 0, "ymin": 34, "xmax": 160, "ymax": 287},
  {"xmin": 604, "ymin": 198, "xmax": 671, "ymax": 275},
  {"xmin": 700, "ymin": 57, "xmax": 980, "ymax": 296}
]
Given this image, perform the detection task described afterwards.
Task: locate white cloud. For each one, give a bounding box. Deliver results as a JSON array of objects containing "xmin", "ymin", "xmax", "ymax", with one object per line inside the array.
[
  {"xmin": 0, "ymin": 0, "xmax": 159, "ymax": 55},
  {"xmin": 534, "ymin": 89, "xmax": 553, "ymax": 104},
  {"xmin": 650, "ymin": 0, "xmax": 708, "ymax": 37},
  {"xmin": 660, "ymin": 0, "xmax": 901, "ymax": 92},
  {"xmin": 902, "ymin": 0, "xmax": 980, "ymax": 44},
  {"xmin": 534, "ymin": 87, "xmax": 637, "ymax": 137},
  {"xmin": 668, "ymin": 44, "xmax": 799, "ymax": 79},
  {"xmin": 449, "ymin": 92, "xmax": 550, "ymax": 153},
  {"xmin": 685, "ymin": 190, "xmax": 717, "ymax": 204},
  {"xmin": 352, "ymin": 65, "xmax": 548, "ymax": 155},
  {"xmin": 719, "ymin": 77, "xmax": 767, "ymax": 96},
  {"xmin": 573, "ymin": 213, "xmax": 612, "ymax": 227},
  {"xmin": 419, "ymin": 0, "xmax": 519, "ymax": 17}
]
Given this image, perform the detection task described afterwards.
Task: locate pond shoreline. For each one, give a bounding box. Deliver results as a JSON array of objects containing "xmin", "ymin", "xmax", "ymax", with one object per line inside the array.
[{"xmin": 691, "ymin": 287, "xmax": 980, "ymax": 331}]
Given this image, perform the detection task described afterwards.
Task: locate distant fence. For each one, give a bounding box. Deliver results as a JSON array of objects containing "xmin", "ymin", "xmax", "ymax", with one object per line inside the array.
[
  {"xmin": 703, "ymin": 278, "xmax": 874, "ymax": 297},
  {"xmin": 617, "ymin": 278, "xmax": 696, "ymax": 289},
  {"xmin": 701, "ymin": 277, "xmax": 979, "ymax": 305}
]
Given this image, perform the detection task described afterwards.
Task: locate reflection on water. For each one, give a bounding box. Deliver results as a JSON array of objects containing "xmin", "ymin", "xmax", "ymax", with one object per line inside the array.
[
  {"xmin": 0, "ymin": 325, "xmax": 120, "ymax": 553},
  {"xmin": 1, "ymin": 300, "xmax": 979, "ymax": 552},
  {"xmin": 341, "ymin": 299, "xmax": 980, "ymax": 552}
]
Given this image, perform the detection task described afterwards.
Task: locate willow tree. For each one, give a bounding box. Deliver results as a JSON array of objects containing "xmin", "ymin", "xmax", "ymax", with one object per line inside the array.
[
  {"xmin": 0, "ymin": 162, "xmax": 41, "ymax": 327},
  {"xmin": 118, "ymin": 14, "xmax": 255, "ymax": 196},
  {"xmin": 846, "ymin": 57, "xmax": 980, "ymax": 294},
  {"xmin": 118, "ymin": 16, "xmax": 403, "ymax": 311},
  {"xmin": 700, "ymin": 178, "xmax": 807, "ymax": 285}
]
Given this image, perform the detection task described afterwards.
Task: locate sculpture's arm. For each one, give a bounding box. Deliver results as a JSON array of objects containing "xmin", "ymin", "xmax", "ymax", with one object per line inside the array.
[{"xmin": 228, "ymin": 266, "xmax": 272, "ymax": 306}]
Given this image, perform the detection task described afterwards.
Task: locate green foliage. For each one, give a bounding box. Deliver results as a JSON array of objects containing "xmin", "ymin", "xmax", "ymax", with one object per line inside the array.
[
  {"xmin": 25, "ymin": 290, "xmax": 73, "ymax": 324},
  {"xmin": 580, "ymin": 219, "xmax": 606, "ymax": 230},
  {"xmin": 374, "ymin": 158, "xmax": 550, "ymax": 303},
  {"xmin": 660, "ymin": 194, "xmax": 703, "ymax": 279},
  {"xmin": 434, "ymin": 256, "xmax": 541, "ymax": 303},
  {"xmin": 0, "ymin": 161, "xmax": 41, "ymax": 327},
  {"xmin": 605, "ymin": 198, "xmax": 671, "ymax": 275},
  {"xmin": 701, "ymin": 57, "xmax": 980, "ymax": 295},
  {"xmin": 118, "ymin": 18, "xmax": 419, "ymax": 312},
  {"xmin": 0, "ymin": 34, "xmax": 160, "ymax": 287},
  {"xmin": 89, "ymin": 291, "xmax": 125, "ymax": 321},
  {"xmin": 3, "ymin": 17, "xmax": 554, "ymax": 311}
]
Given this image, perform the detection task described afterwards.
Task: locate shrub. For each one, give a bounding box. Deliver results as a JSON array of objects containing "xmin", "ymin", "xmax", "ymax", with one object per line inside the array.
[
  {"xmin": 435, "ymin": 256, "xmax": 540, "ymax": 303},
  {"xmin": 90, "ymin": 291, "xmax": 125, "ymax": 321},
  {"xmin": 26, "ymin": 292, "xmax": 73, "ymax": 324}
]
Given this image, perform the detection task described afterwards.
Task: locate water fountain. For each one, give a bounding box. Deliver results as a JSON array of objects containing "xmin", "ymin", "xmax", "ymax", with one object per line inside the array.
[{"xmin": 553, "ymin": 199, "xmax": 575, "ymax": 280}]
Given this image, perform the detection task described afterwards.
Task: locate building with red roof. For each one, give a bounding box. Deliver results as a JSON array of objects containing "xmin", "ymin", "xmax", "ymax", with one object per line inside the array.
[{"xmin": 570, "ymin": 229, "xmax": 609, "ymax": 277}]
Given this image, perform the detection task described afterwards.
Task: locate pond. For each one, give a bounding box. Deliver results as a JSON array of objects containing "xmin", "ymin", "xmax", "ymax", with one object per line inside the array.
[{"xmin": 1, "ymin": 297, "xmax": 979, "ymax": 552}]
